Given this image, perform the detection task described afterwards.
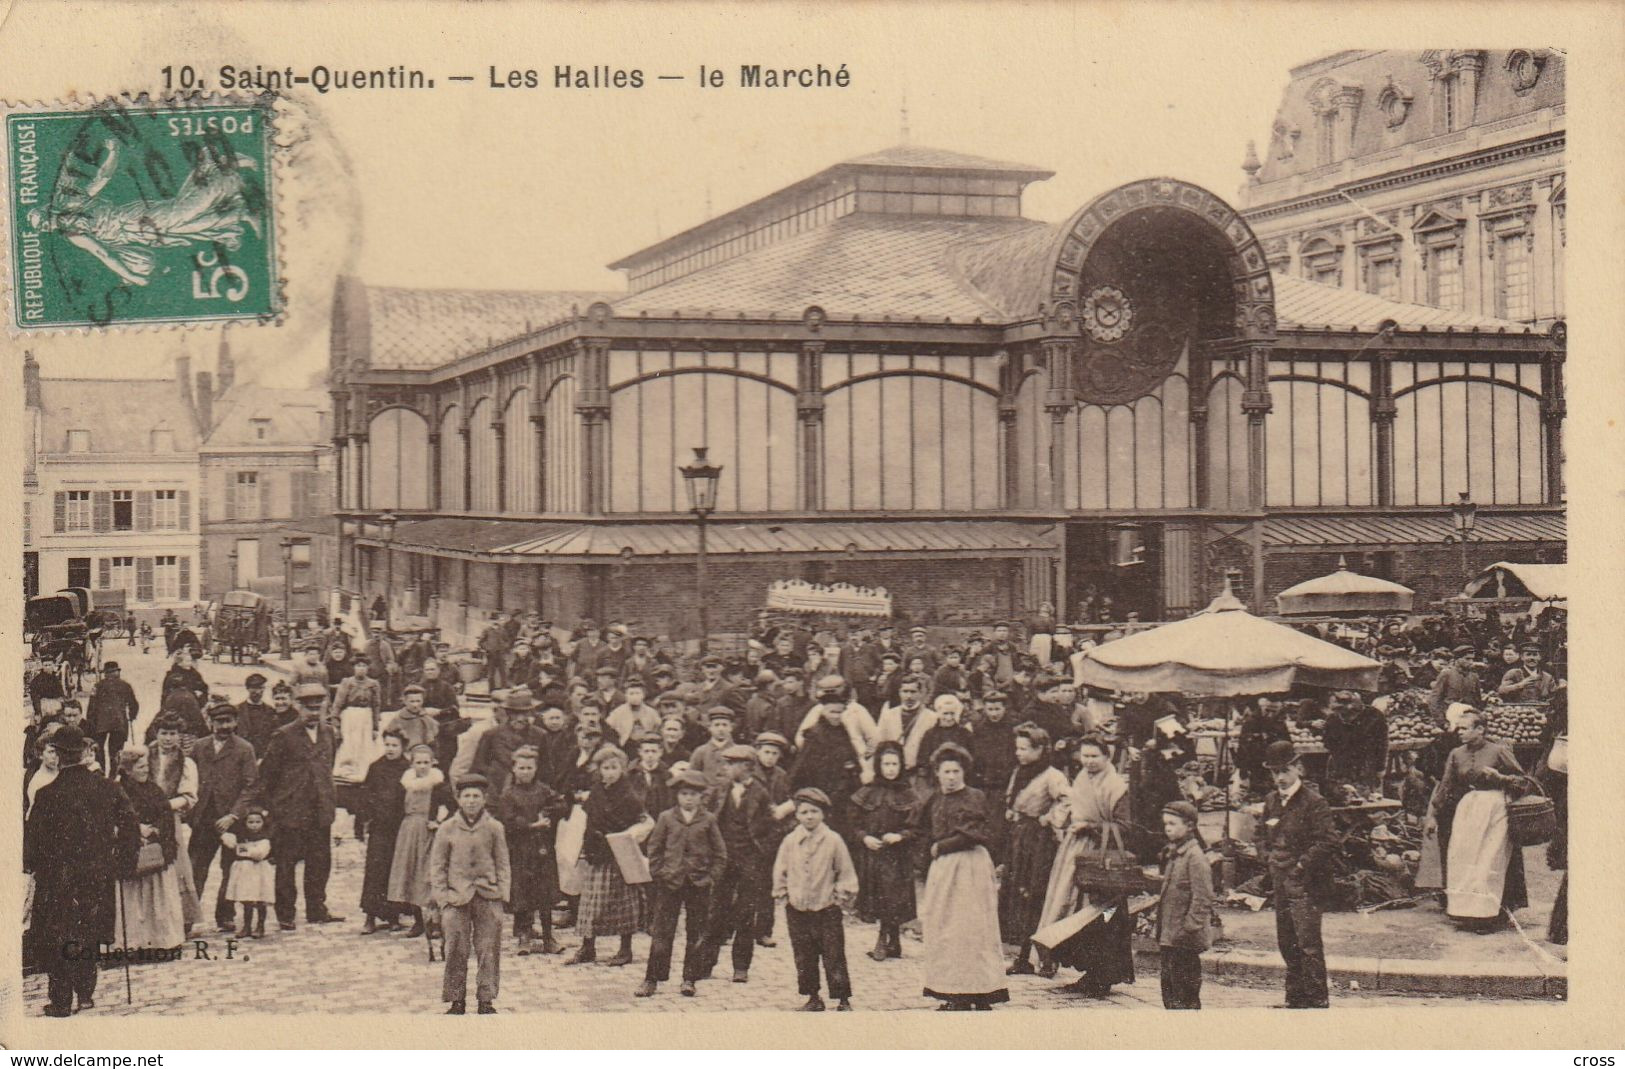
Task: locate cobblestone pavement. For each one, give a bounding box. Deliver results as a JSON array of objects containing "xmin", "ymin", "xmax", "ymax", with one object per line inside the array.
[{"xmin": 25, "ymin": 646, "xmax": 1543, "ymax": 1017}]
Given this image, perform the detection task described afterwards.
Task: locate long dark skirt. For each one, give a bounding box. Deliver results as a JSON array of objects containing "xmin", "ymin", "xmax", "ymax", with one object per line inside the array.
[
  {"xmin": 360, "ymin": 818, "xmax": 402, "ymax": 916},
  {"xmin": 506, "ymin": 830, "xmax": 559, "ymax": 916},
  {"xmin": 1049, "ymin": 895, "xmax": 1135, "ymax": 988},
  {"xmin": 855, "ymin": 844, "xmax": 916, "ymax": 925},
  {"xmin": 998, "ymin": 817, "xmax": 1058, "ymax": 945}
]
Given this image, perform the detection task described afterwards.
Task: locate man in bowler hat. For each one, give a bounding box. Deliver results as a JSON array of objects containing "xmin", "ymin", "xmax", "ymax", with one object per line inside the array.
[{"xmin": 1257, "ymin": 740, "xmax": 1337, "ymax": 1008}]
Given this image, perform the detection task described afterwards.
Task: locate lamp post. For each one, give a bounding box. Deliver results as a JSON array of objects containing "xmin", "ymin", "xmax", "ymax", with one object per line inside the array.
[
  {"xmin": 378, "ymin": 511, "xmax": 398, "ymax": 632},
  {"xmin": 679, "ymin": 447, "xmax": 723, "ymax": 654},
  {"xmin": 279, "ymin": 537, "xmax": 294, "ymax": 660},
  {"xmin": 1445, "ymin": 490, "xmax": 1479, "ymax": 588}
]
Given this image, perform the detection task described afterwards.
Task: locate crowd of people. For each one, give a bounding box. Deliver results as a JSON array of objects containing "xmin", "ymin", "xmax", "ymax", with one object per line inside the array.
[{"xmin": 20, "ymin": 600, "xmax": 1567, "ymax": 1017}]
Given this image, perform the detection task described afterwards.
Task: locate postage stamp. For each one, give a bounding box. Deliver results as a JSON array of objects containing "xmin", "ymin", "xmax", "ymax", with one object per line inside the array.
[{"xmin": 5, "ymin": 98, "xmax": 279, "ymax": 330}]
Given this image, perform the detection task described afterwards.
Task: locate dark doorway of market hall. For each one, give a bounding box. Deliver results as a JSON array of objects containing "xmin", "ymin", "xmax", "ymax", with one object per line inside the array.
[{"xmin": 1064, "ymin": 521, "xmax": 1163, "ymax": 625}]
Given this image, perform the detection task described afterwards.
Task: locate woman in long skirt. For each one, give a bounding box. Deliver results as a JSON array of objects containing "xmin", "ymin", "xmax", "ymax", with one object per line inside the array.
[
  {"xmin": 388, "ymin": 744, "xmax": 451, "ymax": 936},
  {"xmin": 566, "ymin": 745, "xmax": 648, "ymax": 967},
  {"xmin": 150, "ymin": 715, "xmax": 201, "ymax": 933},
  {"xmin": 358, "ymin": 733, "xmax": 409, "ymax": 932},
  {"xmin": 496, "ymin": 746, "xmax": 568, "ymax": 955},
  {"xmin": 850, "ymin": 740, "xmax": 919, "ymax": 961},
  {"xmin": 999, "ymin": 724, "xmax": 1071, "ymax": 974},
  {"xmin": 113, "ymin": 746, "xmax": 187, "ymax": 952},
  {"xmin": 1426, "ymin": 709, "xmax": 1529, "ymax": 931},
  {"xmin": 1035, "ymin": 735, "xmax": 1135, "ymax": 995},
  {"xmin": 916, "ymin": 742, "xmax": 1008, "ymax": 1010}
]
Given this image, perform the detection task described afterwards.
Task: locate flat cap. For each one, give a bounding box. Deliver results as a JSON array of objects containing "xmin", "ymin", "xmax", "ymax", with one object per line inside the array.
[
  {"xmin": 455, "ymin": 774, "xmax": 490, "ymax": 792},
  {"xmin": 294, "ymin": 682, "xmax": 329, "ymax": 700},
  {"xmin": 721, "ymin": 743, "xmax": 758, "ymax": 762},
  {"xmin": 705, "ymin": 705, "xmax": 736, "ymax": 722},
  {"xmin": 754, "ymin": 731, "xmax": 790, "ymax": 750},
  {"xmin": 792, "ymin": 787, "xmax": 831, "ymax": 811},
  {"xmin": 672, "ymin": 769, "xmax": 709, "ymax": 791}
]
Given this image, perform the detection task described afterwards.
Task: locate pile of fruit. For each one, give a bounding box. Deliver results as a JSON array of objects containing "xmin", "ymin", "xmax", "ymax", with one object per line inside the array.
[
  {"xmin": 1287, "ymin": 719, "xmax": 1323, "ymax": 748},
  {"xmin": 1383, "ymin": 691, "xmax": 1444, "ymax": 749},
  {"xmin": 1481, "ymin": 701, "xmax": 1548, "ymax": 746}
]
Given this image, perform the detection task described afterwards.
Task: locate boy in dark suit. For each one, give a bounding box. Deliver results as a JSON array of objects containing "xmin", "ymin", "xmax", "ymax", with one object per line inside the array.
[
  {"xmin": 696, "ymin": 744, "xmax": 779, "ymax": 983},
  {"xmin": 635, "ymin": 769, "xmax": 726, "ymax": 998}
]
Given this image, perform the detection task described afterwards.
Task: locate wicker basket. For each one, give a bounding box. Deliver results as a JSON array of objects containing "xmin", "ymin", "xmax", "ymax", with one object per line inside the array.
[{"xmin": 1507, "ymin": 791, "xmax": 1557, "ymax": 847}]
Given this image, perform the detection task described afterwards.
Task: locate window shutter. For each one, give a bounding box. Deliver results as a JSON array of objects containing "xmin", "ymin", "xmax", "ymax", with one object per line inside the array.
[
  {"xmin": 226, "ymin": 474, "xmax": 238, "ymax": 521},
  {"xmin": 92, "ymin": 490, "xmax": 113, "ymax": 532},
  {"xmin": 289, "ymin": 471, "xmax": 307, "ymax": 519},
  {"xmin": 135, "ymin": 490, "xmax": 153, "ymax": 531},
  {"xmin": 260, "ymin": 471, "xmax": 272, "ymax": 520},
  {"xmin": 53, "ymin": 492, "xmax": 65, "ymax": 533},
  {"xmin": 178, "ymin": 490, "xmax": 191, "ymax": 530},
  {"xmin": 136, "ymin": 557, "xmax": 154, "ymax": 602},
  {"xmin": 98, "ymin": 558, "xmax": 111, "ymax": 589},
  {"xmin": 178, "ymin": 556, "xmax": 191, "ymax": 600}
]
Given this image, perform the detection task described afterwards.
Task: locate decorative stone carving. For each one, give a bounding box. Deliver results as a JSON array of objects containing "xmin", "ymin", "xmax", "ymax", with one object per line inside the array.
[
  {"xmin": 1487, "ymin": 182, "xmax": 1534, "ymax": 209},
  {"xmin": 1505, "ymin": 49, "xmax": 1547, "ymax": 92},
  {"xmin": 1377, "ymin": 77, "xmax": 1413, "ymax": 127}
]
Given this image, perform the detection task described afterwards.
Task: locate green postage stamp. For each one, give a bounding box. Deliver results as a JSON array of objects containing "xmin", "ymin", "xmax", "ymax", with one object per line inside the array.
[{"xmin": 6, "ymin": 99, "xmax": 279, "ymax": 329}]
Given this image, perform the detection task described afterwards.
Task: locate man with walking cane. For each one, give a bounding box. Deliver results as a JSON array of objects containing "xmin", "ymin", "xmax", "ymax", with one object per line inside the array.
[
  {"xmin": 23, "ymin": 726, "xmax": 140, "ymax": 1015},
  {"xmin": 1255, "ymin": 740, "xmax": 1338, "ymax": 1009}
]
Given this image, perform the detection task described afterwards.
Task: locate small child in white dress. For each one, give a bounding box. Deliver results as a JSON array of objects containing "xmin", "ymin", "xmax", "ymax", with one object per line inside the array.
[{"xmin": 223, "ymin": 807, "xmax": 275, "ymax": 938}]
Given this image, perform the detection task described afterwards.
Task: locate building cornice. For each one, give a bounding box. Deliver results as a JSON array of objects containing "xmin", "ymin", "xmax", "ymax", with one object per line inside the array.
[{"xmin": 1242, "ymin": 131, "xmax": 1563, "ymax": 224}]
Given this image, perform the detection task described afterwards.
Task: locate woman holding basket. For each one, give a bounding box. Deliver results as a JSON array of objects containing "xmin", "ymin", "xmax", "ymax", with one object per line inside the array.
[{"xmin": 1033, "ymin": 734, "xmax": 1136, "ymax": 997}]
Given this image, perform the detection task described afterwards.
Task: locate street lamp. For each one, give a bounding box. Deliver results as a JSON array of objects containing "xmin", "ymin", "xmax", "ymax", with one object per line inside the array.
[
  {"xmin": 279, "ymin": 536, "xmax": 293, "ymax": 660},
  {"xmin": 1445, "ymin": 490, "xmax": 1479, "ymax": 588},
  {"xmin": 378, "ymin": 511, "xmax": 398, "ymax": 632},
  {"xmin": 679, "ymin": 446, "xmax": 723, "ymax": 654}
]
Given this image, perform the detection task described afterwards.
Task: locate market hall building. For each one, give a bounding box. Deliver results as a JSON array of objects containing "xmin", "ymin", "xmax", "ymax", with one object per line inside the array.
[{"xmin": 330, "ymin": 145, "xmax": 1565, "ymax": 647}]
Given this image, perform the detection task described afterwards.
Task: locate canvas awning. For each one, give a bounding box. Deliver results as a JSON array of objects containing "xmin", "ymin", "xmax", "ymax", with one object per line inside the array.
[
  {"xmin": 1459, "ymin": 561, "xmax": 1566, "ymax": 603},
  {"xmin": 1076, "ymin": 585, "xmax": 1381, "ymax": 696},
  {"xmin": 1275, "ymin": 557, "xmax": 1415, "ymax": 616},
  {"xmin": 365, "ymin": 518, "xmax": 1058, "ymax": 561}
]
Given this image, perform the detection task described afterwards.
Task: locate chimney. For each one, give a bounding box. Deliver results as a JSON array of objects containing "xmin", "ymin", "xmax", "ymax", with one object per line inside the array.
[
  {"xmin": 217, "ymin": 332, "xmax": 235, "ymax": 397},
  {"xmin": 23, "ymin": 349, "xmax": 41, "ymax": 409},
  {"xmin": 196, "ymin": 371, "xmax": 214, "ymax": 435},
  {"xmin": 177, "ymin": 353, "xmax": 194, "ymax": 412}
]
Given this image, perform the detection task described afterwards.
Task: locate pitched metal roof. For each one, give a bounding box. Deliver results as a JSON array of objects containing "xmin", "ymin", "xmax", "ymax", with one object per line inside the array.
[
  {"xmin": 38, "ymin": 377, "xmax": 198, "ymax": 454},
  {"xmin": 378, "ymin": 518, "xmax": 1058, "ymax": 559},
  {"xmin": 1264, "ymin": 512, "xmax": 1565, "ymax": 547},
  {"xmin": 1271, "ymin": 273, "xmax": 1533, "ymax": 333},
  {"xmin": 360, "ymin": 285, "xmax": 617, "ymax": 370},
  {"xmin": 613, "ymin": 214, "xmax": 1049, "ymax": 321},
  {"xmin": 839, "ymin": 145, "xmax": 1053, "ymax": 177}
]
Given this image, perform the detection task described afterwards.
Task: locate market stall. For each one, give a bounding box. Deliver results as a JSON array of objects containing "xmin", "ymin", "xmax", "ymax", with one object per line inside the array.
[
  {"xmin": 1448, "ymin": 561, "xmax": 1566, "ymax": 616},
  {"xmin": 1275, "ymin": 558, "xmax": 1415, "ymax": 617}
]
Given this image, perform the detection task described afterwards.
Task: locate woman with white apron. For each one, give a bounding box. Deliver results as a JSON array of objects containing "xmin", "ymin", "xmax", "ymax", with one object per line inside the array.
[{"xmin": 1425, "ymin": 707, "xmax": 1530, "ymax": 931}]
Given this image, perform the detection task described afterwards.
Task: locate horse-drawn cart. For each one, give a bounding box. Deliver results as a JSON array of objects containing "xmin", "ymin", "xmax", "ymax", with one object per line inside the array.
[{"xmin": 211, "ymin": 590, "xmax": 273, "ymax": 665}]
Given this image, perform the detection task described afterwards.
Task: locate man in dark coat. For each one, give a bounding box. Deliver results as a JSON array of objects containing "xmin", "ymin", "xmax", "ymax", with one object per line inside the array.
[
  {"xmin": 471, "ymin": 687, "xmax": 549, "ymax": 796},
  {"xmin": 789, "ymin": 698, "xmax": 861, "ymax": 837},
  {"xmin": 966, "ymin": 691, "xmax": 1017, "ymax": 793},
  {"xmin": 234, "ymin": 673, "xmax": 287, "ymax": 759},
  {"xmin": 1257, "ymin": 741, "xmax": 1338, "ymax": 1009},
  {"xmin": 23, "ymin": 726, "xmax": 139, "ymax": 1016},
  {"xmin": 85, "ymin": 661, "xmax": 139, "ymax": 776},
  {"xmin": 237, "ymin": 682, "xmax": 343, "ymax": 929},
  {"xmin": 190, "ymin": 702, "xmax": 260, "ymax": 932},
  {"xmin": 1320, "ymin": 691, "xmax": 1388, "ymax": 796}
]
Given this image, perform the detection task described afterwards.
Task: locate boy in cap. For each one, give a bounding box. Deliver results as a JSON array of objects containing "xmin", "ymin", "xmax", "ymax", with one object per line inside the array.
[
  {"xmin": 636, "ymin": 769, "xmax": 727, "ymax": 998},
  {"xmin": 751, "ymin": 731, "xmax": 795, "ymax": 946},
  {"xmin": 1429, "ymin": 645, "xmax": 1483, "ymax": 716},
  {"xmin": 384, "ymin": 684, "xmax": 440, "ymax": 752},
  {"xmin": 1253, "ymin": 741, "xmax": 1336, "ymax": 1009},
  {"xmin": 686, "ymin": 707, "xmax": 739, "ymax": 787},
  {"xmin": 1156, "ymin": 800, "xmax": 1214, "ymax": 1009},
  {"xmin": 772, "ymin": 787, "xmax": 858, "ymax": 1011},
  {"xmin": 696, "ymin": 744, "xmax": 778, "ymax": 983},
  {"xmin": 430, "ymin": 774, "xmax": 511, "ymax": 1015},
  {"xmin": 233, "ymin": 673, "xmax": 279, "ymax": 758}
]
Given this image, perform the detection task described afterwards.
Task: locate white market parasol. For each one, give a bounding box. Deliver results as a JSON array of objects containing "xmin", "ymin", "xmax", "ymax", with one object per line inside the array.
[
  {"xmin": 1275, "ymin": 557, "xmax": 1415, "ymax": 616},
  {"xmin": 1077, "ymin": 580, "xmax": 1381, "ymax": 697}
]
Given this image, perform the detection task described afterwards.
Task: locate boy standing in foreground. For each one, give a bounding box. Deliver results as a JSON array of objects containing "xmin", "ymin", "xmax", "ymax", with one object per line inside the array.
[
  {"xmin": 430, "ymin": 774, "xmax": 511, "ymax": 1015},
  {"xmin": 636, "ymin": 769, "xmax": 727, "ymax": 998},
  {"xmin": 772, "ymin": 787, "xmax": 859, "ymax": 1012}
]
